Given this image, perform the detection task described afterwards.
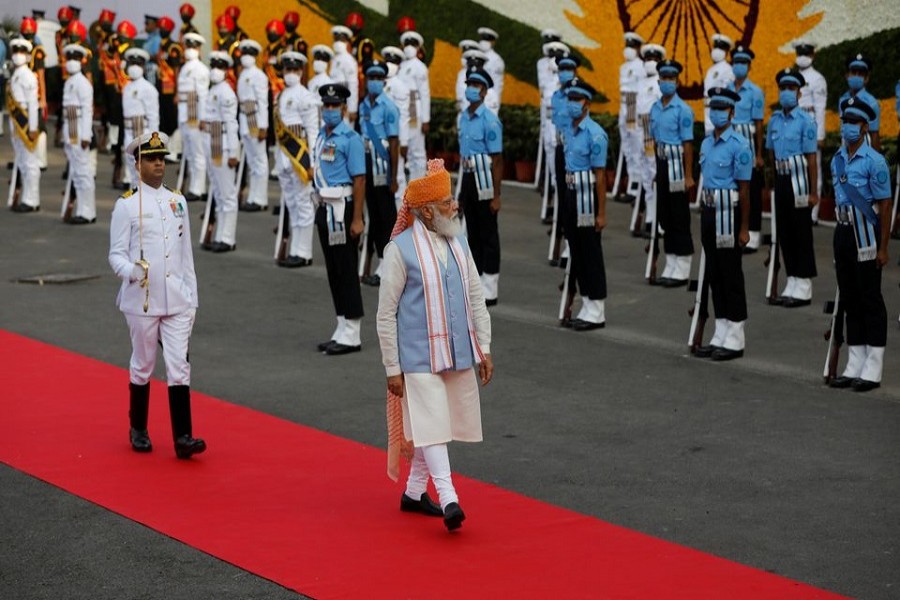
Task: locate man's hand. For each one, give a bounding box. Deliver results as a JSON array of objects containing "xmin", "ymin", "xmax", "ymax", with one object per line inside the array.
[
  {"xmin": 350, "ymin": 217, "xmax": 365, "ymax": 239},
  {"xmin": 594, "ymin": 214, "xmax": 607, "ymax": 232},
  {"xmin": 257, "ymin": 128, "xmax": 267, "ymax": 142},
  {"xmin": 479, "ymin": 354, "xmax": 494, "ymax": 386},
  {"xmin": 490, "ymin": 196, "xmax": 501, "ymax": 214},
  {"xmin": 27, "ymin": 130, "xmax": 39, "ymax": 142},
  {"xmin": 349, "ymin": 112, "xmax": 357, "ymax": 124},
  {"xmin": 739, "ymin": 228, "xmax": 750, "ymax": 247},
  {"xmin": 817, "ymin": 140, "xmax": 825, "ymax": 150},
  {"xmin": 390, "ymin": 180, "xmax": 398, "ymax": 194},
  {"xmin": 685, "ymin": 176, "xmax": 695, "ymax": 191},
  {"xmin": 808, "ymin": 193, "xmax": 819, "ymax": 208},
  {"xmin": 81, "ymin": 140, "xmax": 90, "ymax": 150},
  {"xmin": 754, "ymin": 155, "xmax": 764, "ymax": 169},
  {"xmin": 228, "ymin": 157, "xmax": 239, "ymax": 169},
  {"xmin": 387, "ymin": 374, "xmax": 404, "ymax": 397},
  {"xmin": 421, "ymin": 122, "xmax": 430, "ymax": 135},
  {"xmin": 876, "ymin": 248, "xmax": 889, "ymax": 268}
]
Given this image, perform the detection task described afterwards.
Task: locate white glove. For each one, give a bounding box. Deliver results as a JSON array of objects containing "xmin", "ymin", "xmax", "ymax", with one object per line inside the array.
[{"xmin": 130, "ymin": 263, "xmax": 147, "ymax": 282}]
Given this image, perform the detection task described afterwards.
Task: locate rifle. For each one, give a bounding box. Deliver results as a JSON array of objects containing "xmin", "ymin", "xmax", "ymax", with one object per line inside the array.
[
  {"xmin": 539, "ymin": 156, "xmax": 551, "ymax": 221},
  {"xmin": 823, "ymin": 289, "xmax": 844, "ymax": 384},
  {"xmin": 235, "ymin": 146, "xmax": 246, "ymax": 207},
  {"xmin": 357, "ymin": 204, "xmax": 371, "ymax": 278},
  {"xmin": 644, "ymin": 191, "xmax": 658, "ymax": 283},
  {"xmin": 610, "ymin": 144, "xmax": 624, "ymax": 199},
  {"xmin": 6, "ymin": 158, "xmax": 19, "ymax": 208},
  {"xmin": 199, "ymin": 191, "xmax": 217, "ymax": 248},
  {"xmin": 628, "ymin": 183, "xmax": 644, "ymax": 236},
  {"xmin": 176, "ymin": 139, "xmax": 187, "ymax": 192},
  {"xmin": 60, "ymin": 169, "xmax": 75, "ymax": 222},
  {"xmin": 764, "ymin": 190, "xmax": 780, "ymax": 303},
  {"xmin": 533, "ymin": 127, "xmax": 543, "ymax": 189},
  {"xmin": 274, "ymin": 194, "xmax": 290, "ymax": 261},
  {"xmin": 687, "ymin": 248, "xmax": 709, "ymax": 353},
  {"xmin": 547, "ymin": 175, "xmax": 561, "ymax": 263},
  {"xmin": 557, "ymin": 255, "xmax": 575, "ymax": 325},
  {"xmin": 891, "ymin": 164, "xmax": 899, "ymax": 239}
]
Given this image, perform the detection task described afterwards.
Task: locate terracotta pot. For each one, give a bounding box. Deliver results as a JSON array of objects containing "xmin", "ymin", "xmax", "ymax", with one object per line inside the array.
[
  {"xmin": 515, "ymin": 160, "xmax": 536, "ymax": 183},
  {"xmin": 817, "ymin": 193, "xmax": 836, "ymax": 222},
  {"xmin": 503, "ymin": 159, "xmax": 516, "ymax": 181}
]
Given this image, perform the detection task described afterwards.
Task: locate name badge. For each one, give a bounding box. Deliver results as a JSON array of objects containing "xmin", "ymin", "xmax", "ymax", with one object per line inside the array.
[{"xmin": 320, "ymin": 143, "xmax": 337, "ymax": 162}]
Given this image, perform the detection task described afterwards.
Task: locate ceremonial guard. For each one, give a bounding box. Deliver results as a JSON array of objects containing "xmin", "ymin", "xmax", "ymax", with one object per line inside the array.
[
  {"xmin": 381, "ymin": 46, "xmax": 412, "ymax": 203},
  {"xmin": 108, "ymin": 131, "xmax": 206, "ymax": 459},
  {"xmin": 458, "ymin": 49, "xmax": 499, "ymax": 115},
  {"xmin": 53, "ymin": 6, "xmax": 75, "ymax": 147},
  {"xmin": 477, "ymin": 27, "xmax": 505, "ymax": 105},
  {"xmin": 793, "ymin": 42, "xmax": 827, "ymax": 223},
  {"xmin": 377, "ymin": 159, "xmax": 494, "ymax": 532},
  {"xmin": 111, "ymin": 21, "xmax": 138, "ymax": 190},
  {"xmin": 459, "ymin": 67, "xmax": 504, "ymax": 305},
  {"xmin": 121, "ymin": 48, "xmax": 160, "ymax": 188},
  {"xmin": 263, "ymin": 20, "xmax": 288, "ymax": 99},
  {"xmin": 308, "ymin": 45, "xmax": 336, "ymax": 98},
  {"xmin": 634, "ymin": 44, "xmax": 664, "ymax": 234},
  {"xmin": 551, "ymin": 54, "xmax": 580, "ymax": 239},
  {"xmin": 143, "ymin": 16, "xmax": 162, "ymax": 65},
  {"xmin": 694, "ymin": 88, "xmax": 752, "ymax": 361},
  {"xmin": 156, "ymin": 16, "xmax": 182, "ymax": 137},
  {"xmin": 838, "ymin": 54, "xmax": 881, "ymax": 151},
  {"xmin": 201, "ymin": 51, "xmax": 241, "ymax": 253},
  {"xmin": 274, "ymin": 52, "xmax": 320, "ymax": 267},
  {"xmin": 282, "ymin": 11, "xmax": 309, "ymax": 82},
  {"xmin": 650, "ymin": 59, "xmax": 695, "ymax": 286},
  {"xmin": 313, "ymin": 84, "xmax": 366, "ymax": 355},
  {"xmin": 20, "ymin": 17, "xmax": 48, "ymax": 170},
  {"xmin": 828, "ymin": 97, "xmax": 891, "ymax": 392},
  {"xmin": 329, "ymin": 26, "xmax": 359, "ymax": 123},
  {"xmin": 178, "ymin": 3, "xmax": 198, "ymax": 44},
  {"xmin": 61, "ymin": 43, "xmax": 95, "ymax": 224},
  {"xmin": 618, "ymin": 32, "xmax": 645, "ymax": 203},
  {"xmin": 214, "ymin": 13, "xmax": 241, "ymax": 89},
  {"xmin": 398, "ymin": 30, "xmax": 430, "ymax": 180},
  {"xmin": 177, "ymin": 32, "xmax": 209, "ymax": 202},
  {"xmin": 237, "ymin": 39, "xmax": 271, "ymax": 211},
  {"xmin": 561, "ymin": 78, "xmax": 609, "ymax": 330},
  {"xmin": 455, "ymin": 40, "xmax": 479, "ymax": 113},
  {"xmin": 766, "ymin": 68, "xmax": 818, "ymax": 307},
  {"xmin": 7, "ymin": 39, "xmax": 41, "ymax": 213},
  {"xmin": 223, "ymin": 5, "xmax": 248, "ymax": 43},
  {"xmin": 703, "ymin": 33, "xmax": 734, "ymax": 134},
  {"xmin": 537, "ymin": 30, "xmax": 563, "ymax": 98},
  {"xmin": 538, "ymin": 42, "xmax": 569, "ymax": 223},
  {"xmin": 359, "ymin": 60, "xmax": 401, "ymax": 286},
  {"xmin": 727, "ymin": 46, "xmax": 765, "ymax": 251}
]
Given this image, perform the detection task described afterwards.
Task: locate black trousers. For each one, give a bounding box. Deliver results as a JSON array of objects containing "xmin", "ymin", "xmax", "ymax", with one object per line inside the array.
[
  {"xmin": 315, "ymin": 202, "xmax": 364, "ymax": 320},
  {"xmin": 700, "ymin": 205, "xmax": 747, "ymax": 322},
  {"xmin": 364, "ymin": 154, "xmax": 397, "ymax": 259},
  {"xmin": 834, "ymin": 224, "xmax": 886, "ymax": 347},
  {"xmin": 461, "ymin": 173, "xmax": 500, "ymax": 275},
  {"xmin": 774, "ymin": 174, "xmax": 817, "ymax": 278},
  {"xmin": 554, "ymin": 144, "xmax": 567, "ymax": 234},
  {"xmin": 748, "ymin": 166, "xmax": 763, "ymax": 232},
  {"xmin": 655, "ymin": 157, "xmax": 694, "ymax": 256},
  {"xmin": 159, "ymin": 93, "xmax": 177, "ymax": 136},
  {"xmin": 562, "ymin": 187, "xmax": 607, "ymax": 300}
]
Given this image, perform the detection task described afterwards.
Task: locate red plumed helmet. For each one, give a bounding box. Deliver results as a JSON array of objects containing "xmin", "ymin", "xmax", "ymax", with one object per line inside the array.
[
  {"xmin": 396, "ymin": 16, "xmax": 415, "ymax": 34},
  {"xmin": 266, "ymin": 19, "xmax": 286, "ymax": 37},
  {"xmin": 58, "ymin": 6, "xmax": 74, "ymax": 23},
  {"xmin": 67, "ymin": 20, "xmax": 88, "ymax": 42},
  {"xmin": 283, "ymin": 11, "xmax": 300, "ymax": 28},
  {"xmin": 158, "ymin": 16, "xmax": 175, "ymax": 33},
  {"xmin": 117, "ymin": 20, "xmax": 137, "ymax": 39},
  {"xmin": 179, "ymin": 3, "xmax": 195, "ymax": 19},
  {"xmin": 215, "ymin": 14, "xmax": 235, "ymax": 32},
  {"xmin": 20, "ymin": 17, "xmax": 37, "ymax": 35},
  {"xmin": 99, "ymin": 9, "xmax": 116, "ymax": 24},
  {"xmin": 225, "ymin": 5, "xmax": 240, "ymax": 20},
  {"xmin": 345, "ymin": 12, "xmax": 364, "ymax": 32}
]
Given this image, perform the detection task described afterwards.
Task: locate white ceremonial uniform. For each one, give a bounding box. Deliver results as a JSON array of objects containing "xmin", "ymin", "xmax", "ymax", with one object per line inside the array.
[
  {"xmin": 329, "ymin": 47, "xmax": 358, "ymax": 116},
  {"xmin": 540, "ymin": 82, "xmax": 558, "ymax": 187},
  {"xmin": 385, "ymin": 72, "xmax": 411, "ymax": 204},
  {"xmin": 62, "ymin": 69, "xmax": 96, "ymax": 220},
  {"xmin": 275, "ymin": 82, "xmax": 320, "ymax": 260},
  {"xmin": 398, "ymin": 55, "xmax": 431, "ymax": 179},
  {"xmin": 636, "ymin": 72, "xmax": 661, "ymax": 224},
  {"xmin": 121, "ymin": 76, "xmax": 160, "ymax": 185},
  {"xmin": 8, "ymin": 63, "xmax": 40, "ymax": 208},
  {"xmin": 203, "ymin": 80, "xmax": 240, "ymax": 245},
  {"xmin": 536, "ymin": 56, "xmax": 556, "ymax": 100},
  {"xmin": 703, "ymin": 60, "xmax": 734, "ymax": 133},
  {"xmin": 177, "ymin": 56, "xmax": 210, "ymax": 196},
  {"xmin": 456, "ymin": 67, "xmax": 500, "ymax": 115},
  {"xmin": 798, "ymin": 63, "xmax": 827, "ymax": 201},
  {"xmin": 483, "ymin": 48, "xmax": 505, "ymax": 104},
  {"xmin": 619, "ymin": 55, "xmax": 646, "ymax": 195},
  {"xmin": 109, "ymin": 182, "xmax": 198, "ymax": 385},
  {"xmin": 307, "ymin": 71, "xmax": 334, "ymax": 101},
  {"xmin": 237, "ymin": 63, "xmax": 271, "ymax": 208}
]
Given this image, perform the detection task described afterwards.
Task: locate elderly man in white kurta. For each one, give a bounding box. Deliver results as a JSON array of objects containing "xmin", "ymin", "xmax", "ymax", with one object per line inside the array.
[
  {"xmin": 60, "ymin": 43, "xmax": 96, "ymax": 223},
  {"xmin": 7, "ymin": 38, "xmax": 41, "ymax": 212},
  {"xmin": 121, "ymin": 48, "xmax": 160, "ymax": 188},
  {"xmin": 377, "ymin": 159, "xmax": 494, "ymax": 532},
  {"xmin": 108, "ymin": 131, "xmax": 206, "ymax": 460},
  {"xmin": 237, "ymin": 39, "xmax": 271, "ymax": 211}
]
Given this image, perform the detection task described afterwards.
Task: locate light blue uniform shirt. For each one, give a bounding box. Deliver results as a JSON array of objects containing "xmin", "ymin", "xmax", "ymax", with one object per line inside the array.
[
  {"xmin": 551, "ymin": 89, "xmax": 570, "ymax": 139},
  {"xmin": 458, "ymin": 103, "xmax": 503, "ymax": 158},
  {"xmin": 358, "ymin": 92, "xmax": 399, "ymax": 144},
  {"xmin": 316, "ymin": 120, "xmax": 366, "ymax": 186},
  {"xmin": 831, "ymin": 143, "xmax": 891, "ymax": 207},
  {"xmin": 563, "ymin": 116, "xmax": 608, "ymax": 172},
  {"xmin": 728, "ymin": 79, "xmax": 764, "ymax": 124},
  {"xmin": 143, "ymin": 31, "xmax": 161, "ymax": 57},
  {"xmin": 838, "ymin": 88, "xmax": 881, "ymax": 133},
  {"xmin": 700, "ymin": 126, "xmax": 753, "ymax": 190},
  {"xmin": 650, "ymin": 95, "xmax": 694, "ymax": 145},
  {"xmin": 765, "ymin": 108, "xmax": 817, "ymax": 159}
]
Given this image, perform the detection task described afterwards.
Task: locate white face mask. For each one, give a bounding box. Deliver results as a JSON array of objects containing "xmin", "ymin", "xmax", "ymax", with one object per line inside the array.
[
  {"xmin": 643, "ymin": 60, "xmax": 658, "ymax": 76},
  {"xmin": 478, "ymin": 40, "xmax": 491, "ymax": 52},
  {"xmin": 711, "ymin": 48, "xmax": 726, "ymax": 63},
  {"xmin": 12, "ymin": 53, "xmax": 28, "ymax": 67},
  {"xmin": 386, "ymin": 62, "xmax": 399, "ymax": 78},
  {"xmin": 623, "ymin": 47, "xmax": 638, "ymax": 61},
  {"xmin": 313, "ymin": 59, "xmax": 327, "ymax": 74},
  {"xmin": 283, "ymin": 72, "xmax": 300, "ymax": 87},
  {"xmin": 184, "ymin": 48, "xmax": 200, "ymax": 61},
  {"xmin": 240, "ymin": 55, "xmax": 256, "ymax": 68},
  {"xmin": 333, "ymin": 40, "xmax": 347, "ymax": 54},
  {"xmin": 403, "ymin": 45, "xmax": 417, "ymax": 59},
  {"xmin": 795, "ymin": 55, "xmax": 813, "ymax": 69},
  {"xmin": 66, "ymin": 59, "xmax": 83, "ymax": 74},
  {"xmin": 210, "ymin": 68, "xmax": 225, "ymax": 84},
  {"xmin": 126, "ymin": 64, "xmax": 144, "ymax": 79}
]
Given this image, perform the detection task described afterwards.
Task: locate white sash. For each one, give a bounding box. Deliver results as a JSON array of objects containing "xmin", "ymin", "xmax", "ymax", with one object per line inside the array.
[
  {"xmin": 567, "ymin": 170, "xmax": 596, "ymax": 228},
  {"xmin": 367, "ymin": 139, "xmax": 390, "ymax": 187},
  {"xmin": 314, "ymin": 136, "xmax": 351, "ymax": 246},
  {"xmin": 658, "ymin": 143, "xmax": 685, "ymax": 192},
  {"xmin": 704, "ymin": 189, "xmax": 738, "ymax": 248},
  {"xmin": 733, "ymin": 122, "xmax": 756, "ymax": 157},
  {"xmin": 845, "ymin": 206, "xmax": 878, "ymax": 262},
  {"xmin": 776, "ymin": 155, "xmax": 810, "ymax": 208},
  {"xmin": 464, "ymin": 153, "xmax": 494, "ymax": 200}
]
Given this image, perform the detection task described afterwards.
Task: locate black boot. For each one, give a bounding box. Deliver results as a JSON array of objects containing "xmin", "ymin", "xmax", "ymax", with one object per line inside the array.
[
  {"xmin": 129, "ymin": 382, "xmax": 152, "ymax": 452},
  {"xmin": 168, "ymin": 385, "xmax": 207, "ymax": 459}
]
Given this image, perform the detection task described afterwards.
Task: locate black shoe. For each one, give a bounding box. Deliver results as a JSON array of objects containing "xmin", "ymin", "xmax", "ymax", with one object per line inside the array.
[
  {"xmin": 742, "ymin": 246, "xmax": 759, "ymax": 255},
  {"xmin": 325, "ymin": 343, "xmax": 361, "ymax": 356},
  {"xmin": 278, "ymin": 256, "xmax": 312, "ymax": 268},
  {"xmin": 11, "ymin": 203, "xmax": 38, "ymax": 213},
  {"xmin": 693, "ymin": 345, "xmax": 720, "ymax": 358},
  {"xmin": 400, "ymin": 492, "xmax": 444, "ymax": 517},
  {"xmin": 130, "ymin": 428, "xmax": 153, "ymax": 452},
  {"xmin": 68, "ymin": 216, "xmax": 96, "ymax": 225},
  {"xmin": 174, "ymin": 435, "xmax": 207, "ymax": 459},
  {"xmin": 828, "ymin": 375, "xmax": 856, "ymax": 389},
  {"xmin": 781, "ymin": 297, "xmax": 811, "ymax": 308},
  {"xmin": 485, "ymin": 298, "xmax": 498, "ymax": 307},
  {"xmin": 649, "ymin": 277, "xmax": 667, "ymax": 287},
  {"xmin": 443, "ymin": 502, "xmax": 466, "ymax": 531},
  {"xmin": 711, "ymin": 348, "xmax": 744, "ymax": 361},
  {"xmin": 548, "ymin": 258, "xmax": 560, "ymax": 267},
  {"xmin": 572, "ymin": 319, "xmax": 605, "ymax": 331},
  {"xmin": 661, "ymin": 278, "xmax": 688, "ymax": 288},
  {"xmin": 240, "ymin": 203, "xmax": 263, "ymax": 212},
  {"xmin": 317, "ymin": 340, "xmax": 337, "ymax": 352},
  {"xmin": 272, "ymin": 205, "xmax": 281, "ymax": 216},
  {"xmin": 184, "ymin": 193, "xmax": 202, "ymax": 202},
  {"xmin": 558, "ymin": 257, "xmax": 568, "ymax": 269},
  {"xmin": 768, "ymin": 295, "xmax": 785, "ymax": 306},
  {"xmin": 559, "ymin": 318, "xmax": 573, "ymax": 329},
  {"xmin": 361, "ymin": 274, "xmax": 381, "ymax": 286},
  {"xmin": 852, "ymin": 379, "xmax": 880, "ymax": 392},
  {"xmin": 210, "ymin": 242, "xmax": 236, "ymax": 253}
]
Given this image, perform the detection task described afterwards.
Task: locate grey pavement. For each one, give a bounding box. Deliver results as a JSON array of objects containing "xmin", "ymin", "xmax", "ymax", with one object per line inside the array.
[{"xmin": 1, "ymin": 145, "xmax": 899, "ymax": 599}]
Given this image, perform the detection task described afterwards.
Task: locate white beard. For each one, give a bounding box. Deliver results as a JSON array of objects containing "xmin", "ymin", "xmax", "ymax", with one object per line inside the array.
[{"xmin": 432, "ymin": 211, "xmax": 462, "ymax": 238}]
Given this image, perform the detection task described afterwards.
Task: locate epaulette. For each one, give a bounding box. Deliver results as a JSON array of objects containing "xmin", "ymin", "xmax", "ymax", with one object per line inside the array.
[
  {"xmin": 122, "ymin": 187, "xmax": 137, "ymax": 198},
  {"xmin": 163, "ymin": 184, "xmax": 181, "ymax": 195}
]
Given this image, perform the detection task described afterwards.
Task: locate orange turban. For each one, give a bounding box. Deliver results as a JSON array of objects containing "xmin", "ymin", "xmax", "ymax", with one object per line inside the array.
[{"xmin": 390, "ymin": 159, "xmax": 452, "ymax": 238}]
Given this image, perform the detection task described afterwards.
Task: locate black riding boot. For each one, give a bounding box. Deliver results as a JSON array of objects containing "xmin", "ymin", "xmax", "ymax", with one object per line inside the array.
[
  {"xmin": 168, "ymin": 385, "xmax": 207, "ymax": 459},
  {"xmin": 129, "ymin": 382, "xmax": 152, "ymax": 452}
]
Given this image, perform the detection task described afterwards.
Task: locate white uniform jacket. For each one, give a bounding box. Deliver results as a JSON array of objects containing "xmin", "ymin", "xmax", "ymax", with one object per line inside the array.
[
  {"xmin": 237, "ymin": 65, "xmax": 270, "ymax": 136},
  {"xmin": 10, "ymin": 65, "xmax": 40, "ymax": 132},
  {"xmin": 329, "ymin": 50, "xmax": 359, "ymax": 114},
  {"xmin": 399, "ymin": 57, "xmax": 431, "ymax": 124},
  {"xmin": 276, "ymin": 83, "xmax": 320, "ymax": 163},
  {"xmin": 619, "ymin": 57, "xmax": 645, "ymax": 127},
  {"xmin": 798, "ymin": 66, "xmax": 827, "ymax": 142},
  {"xmin": 203, "ymin": 81, "xmax": 240, "ymax": 160},
  {"xmin": 62, "ymin": 71, "xmax": 93, "ymax": 142},
  {"xmin": 385, "ymin": 74, "xmax": 411, "ymax": 147},
  {"xmin": 177, "ymin": 58, "xmax": 210, "ymax": 125},
  {"xmin": 122, "ymin": 77, "xmax": 160, "ymax": 135}
]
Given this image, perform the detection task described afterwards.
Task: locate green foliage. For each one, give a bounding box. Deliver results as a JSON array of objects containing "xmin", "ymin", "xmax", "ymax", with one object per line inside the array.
[{"xmin": 816, "ymin": 26, "xmax": 900, "ymax": 106}]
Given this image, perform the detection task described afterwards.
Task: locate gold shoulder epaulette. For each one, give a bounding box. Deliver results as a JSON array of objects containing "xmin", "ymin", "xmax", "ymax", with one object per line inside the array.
[
  {"xmin": 163, "ymin": 184, "xmax": 182, "ymax": 195},
  {"xmin": 122, "ymin": 187, "xmax": 136, "ymax": 198}
]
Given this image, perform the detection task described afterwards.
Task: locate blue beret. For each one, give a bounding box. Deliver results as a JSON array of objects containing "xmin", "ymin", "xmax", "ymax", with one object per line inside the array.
[{"xmin": 465, "ymin": 66, "xmax": 494, "ymax": 89}]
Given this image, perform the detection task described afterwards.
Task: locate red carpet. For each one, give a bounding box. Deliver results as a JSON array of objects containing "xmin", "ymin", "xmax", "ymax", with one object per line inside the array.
[{"xmin": 0, "ymin": 330, "xmax": 847, "ymax": 599}]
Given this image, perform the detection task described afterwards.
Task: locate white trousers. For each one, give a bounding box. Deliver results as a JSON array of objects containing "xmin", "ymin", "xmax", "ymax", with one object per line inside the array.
[
  {"xmin": 277, "ymin": 162, "xmax": 314, "ymax": 228},
  {"xmin": 124, "ymin": 309, "xmax": 196, "ymax": 386},
  {"xmin": 405, "ymin": 444, "xmax": 458, "ymax": 510},
  {"xmin": 207, "ymin": 149, "xmax": 238, "ymax": 213},
  {"xmin": 10, "ymin": 129, "xmax": 40, "ymax": 207},
  {"xmin": 639, "ymin": 147, "xmax": 657, "ymax": 224},
  {"xmin": 242, "ymin": 134, "xmax": 269, "ymax": 207},
  {"xmin": 406, "ymin": 126, "xmax": 427, "ymax": 180},
  {"xmin": 181, "ymin": 123, "xmax": 207, "ymax": 196},
  {"xmin": 620, "ymin": 123, "xmax": 644, "ymax": 193},
  {"xmin": 64, "ymin": 141, "xmax": 96, "ymax": 220}
]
